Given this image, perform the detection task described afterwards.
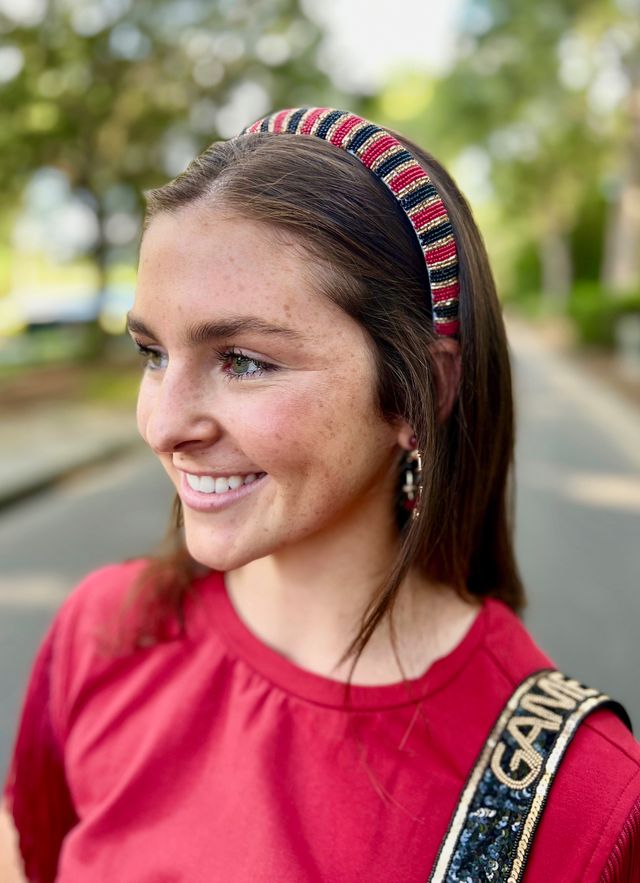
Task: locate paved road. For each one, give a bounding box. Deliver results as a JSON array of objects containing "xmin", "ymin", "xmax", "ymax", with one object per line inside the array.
[
  {"xmin": 1, "ymin": 322, "xmax": 639, "ymax": 777},
  {"xmin": 0, "ymin": 447, "xmax": 173, "ymax": 779},
  {"xmin": 509, "ymin": 320, "xmax": 640, "ymax": 724}
]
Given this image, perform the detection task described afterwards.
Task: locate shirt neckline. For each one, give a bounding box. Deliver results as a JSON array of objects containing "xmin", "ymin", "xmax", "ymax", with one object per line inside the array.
[{"xmin": 197, "ymin": 570, "xmax": 490, "ymax": 711}]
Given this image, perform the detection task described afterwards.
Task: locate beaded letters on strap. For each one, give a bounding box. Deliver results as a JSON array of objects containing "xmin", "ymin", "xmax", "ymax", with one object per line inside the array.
[{"xmin": 428, "ymin": 669, "xmax": 632, "ymax": 883}]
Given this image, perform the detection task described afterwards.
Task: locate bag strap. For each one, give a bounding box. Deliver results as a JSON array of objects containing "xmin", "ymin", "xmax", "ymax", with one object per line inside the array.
[{"xmin": 428, "ymin": 668, "xmax": 632, "ymax": 883}]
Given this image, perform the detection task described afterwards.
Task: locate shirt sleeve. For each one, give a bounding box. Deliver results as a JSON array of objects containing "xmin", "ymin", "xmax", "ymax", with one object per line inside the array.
[
  {"xmin": 3, "ymin": 614, "xmax": 78, "ymax": 883},
  {"xmin": 600, "ymin": 794, "xmax": 640, "ymax": 883}
]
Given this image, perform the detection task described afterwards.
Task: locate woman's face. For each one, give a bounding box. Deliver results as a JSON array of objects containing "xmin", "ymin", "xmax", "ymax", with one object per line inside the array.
[{"xmin": 131, "ymin": 207, "xmax": 405, "ymax": 571}]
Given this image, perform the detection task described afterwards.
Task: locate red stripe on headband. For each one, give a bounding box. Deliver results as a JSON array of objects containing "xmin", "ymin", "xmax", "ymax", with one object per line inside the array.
[
  {"xmin": 329, "ymin": 114, "xmax": 363, "ymax": 148},
  {"xmin": 435, "ymin": 319, "xmax": 459, "ymax": 336},
  {"xmin": 387, "ymin": 166, "xmax": 429, "ymax": 194},
  {"xmin": 426, "ymin": 242, "xmax": 457, "ymax": 263},
  {"xmin": 409, "ymin": 205, "xmax": 446, "ymax": 228},
  {"xmin": 300, "ymin": 107, "xmax": 328, "ymax": 134},
  {"xmin": 272, "ymin": 110, "xmax": 291, "ymax": 133},
  {"xmin": 359, "ymin": 134, "xmax": 398, "ymax": 167},
  {"xmin": 411, "ymin": 203, "xmax": 448, "ymax": 228},
  {"xmin": 431, "ymin": 284, "xmax": 459, "ymax": 303}
]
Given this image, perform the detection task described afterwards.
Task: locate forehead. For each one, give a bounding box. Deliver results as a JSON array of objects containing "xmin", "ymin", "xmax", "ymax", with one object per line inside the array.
[
  {"xmin": 133, "ymin": 206, "xmax": 368, "ymax": 356},
  {"xmin": 134, "ymin": 206, "xmax": 380, "ymax": 383},
  {"xmin": 137, "ymin": 208, "xmax": 323, "ymax": 319}
]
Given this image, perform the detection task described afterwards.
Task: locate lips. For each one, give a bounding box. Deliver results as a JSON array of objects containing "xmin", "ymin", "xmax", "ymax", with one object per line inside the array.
[{"xmin": 177, "ymin": 470, "xmax": 268, "ymax": 512}]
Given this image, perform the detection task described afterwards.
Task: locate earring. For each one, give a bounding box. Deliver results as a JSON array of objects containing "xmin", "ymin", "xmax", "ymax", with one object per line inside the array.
[{"xmin": 401, "ymin": 441, "xmax": 423, "ymax": 521}]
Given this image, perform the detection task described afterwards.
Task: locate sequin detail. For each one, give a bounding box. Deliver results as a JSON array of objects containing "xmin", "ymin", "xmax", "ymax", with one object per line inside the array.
[{"xmin": 428, "ymin": 669, "xmax": 632, "ymax": 882}]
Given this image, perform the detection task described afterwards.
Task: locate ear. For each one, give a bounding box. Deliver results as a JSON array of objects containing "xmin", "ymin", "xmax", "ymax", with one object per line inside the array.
[
  {"xmin": 431, "ymin": 337, "xmax": 462, "ymax": 424},
  {"xmin": 392, "ymin": 337, "xmax": 462, "ymax": 449},
  {"xmin": 395, "ymin": 421, "xmax": 417, "ymax": 452}
]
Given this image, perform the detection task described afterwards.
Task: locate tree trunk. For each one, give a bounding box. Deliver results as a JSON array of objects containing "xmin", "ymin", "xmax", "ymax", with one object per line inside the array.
[
  {"xmin": 83, "ymin": 202, "xmax": 111, "ymax": 361},
  {"xmin": 601, "ymin": 62, "xmax": 640, "ymax": 295},
  {"xmin": 540, "ymin": 229, "xmax": 573, "ymax": 307},
  {"xmin": 601, "ymin": 177, "xmax": 640, "ymax": 294}
]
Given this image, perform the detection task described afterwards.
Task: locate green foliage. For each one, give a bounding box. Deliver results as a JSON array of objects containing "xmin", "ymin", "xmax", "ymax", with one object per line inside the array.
[
  {"xmin": 0, "ymin": 0, "xmax": 339, "ymax": 203},
  {"xmin": 571, "ymin": 192, "xmax": 607, "ymax": 283},
  {"xmin": 568, "ymin": 282, "xmax": 640, "ymax": 348},
  {"xmin": 84, "ymin": 366, "xmax": 140, "ymax": 405},
  {"xmin": 0, "ymin": 0, "xmax": 349, "ymax": 356},
  {"xmin": 509, "ymin": 244, "xmax": 542, "ymax": 303},
  {"xmin": 0, "ymin": 1, "xmax": 349, "ymax": 242},
  {"xmin": 375, "ymin": 0, "xmax": 640, "ymax": 319}
]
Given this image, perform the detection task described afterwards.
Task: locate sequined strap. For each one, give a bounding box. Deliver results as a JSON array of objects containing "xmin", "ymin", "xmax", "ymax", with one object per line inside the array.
[{"xmin": 428, "ymin": 669, "xmax": 632, "ymax": 883}]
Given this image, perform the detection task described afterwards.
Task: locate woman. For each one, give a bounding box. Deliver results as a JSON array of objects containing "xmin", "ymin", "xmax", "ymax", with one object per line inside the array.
[{"xmin": 3, "ymin": 108, "xmax": 639, "ymax": 881}]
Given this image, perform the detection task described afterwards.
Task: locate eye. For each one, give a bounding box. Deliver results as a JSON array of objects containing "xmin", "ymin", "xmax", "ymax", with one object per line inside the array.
[
  {"xmin": 219, "ymin": 349, "xmax": 274, "ymax": 380},
  {"xmin": 134, "ymin": 342, "xmax": 167, "ymax": 371}
]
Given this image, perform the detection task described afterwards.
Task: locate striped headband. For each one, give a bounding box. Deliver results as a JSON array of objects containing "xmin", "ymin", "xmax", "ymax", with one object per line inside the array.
[{"xmin": 242, "ymin": 107, "xmax": 460, "ymax": 338}]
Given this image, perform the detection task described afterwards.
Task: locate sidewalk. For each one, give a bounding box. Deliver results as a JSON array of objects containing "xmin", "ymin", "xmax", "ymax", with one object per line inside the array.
[{"xmin": 0, "ymin": 401, "xmax": 141, "ymax": 510}]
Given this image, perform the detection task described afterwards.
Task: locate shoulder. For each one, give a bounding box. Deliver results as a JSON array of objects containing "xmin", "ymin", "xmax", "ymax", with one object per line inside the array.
[
  {"xmin": 46, "ymin": 560, "xmax": 151, "ymax": 730},
  {"xmin": 48, "ymin": 561, "xmax": 222, "ymax": 733},
  {"xmin": 479, "ymin": 598, "xmax": 640, "ymax": 880},
  {"xmin": 56, "ymin": 558, "xmax": 149, "ymax": 630},
  {"xmin": 0, "ymin": 564, "xmax": 144, "ymax": 876},
  {"xmin": 530, "ymin": 707, "xmax": 640, "ymax": 880},
  {"xmin": 480, "ymin": 597, "xmax": 640, "ymax": 780},
  {"xmin": 35, "ymin": 559, "xmax": 149, "ymax": 680},
  {"xmin": 480, "ymin": 597, "xmax": 556, "ymax": 680}
]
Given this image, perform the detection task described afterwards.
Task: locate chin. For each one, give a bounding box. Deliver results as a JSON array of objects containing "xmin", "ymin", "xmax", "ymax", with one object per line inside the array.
[{"xmin": 183, "ymin": 524, "xmax": 263, "ymax": 573}]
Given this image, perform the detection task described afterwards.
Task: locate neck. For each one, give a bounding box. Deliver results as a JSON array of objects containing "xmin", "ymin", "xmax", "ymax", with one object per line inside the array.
[{"xmin": 224, "ymin": 502, "xmax": 480, "ymax": 685}]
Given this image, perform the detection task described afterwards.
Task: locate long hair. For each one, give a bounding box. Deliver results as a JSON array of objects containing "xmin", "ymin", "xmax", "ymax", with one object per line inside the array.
[{"xmin": 123, "ymin": 127, "xmax": 525, "ymax": 673}]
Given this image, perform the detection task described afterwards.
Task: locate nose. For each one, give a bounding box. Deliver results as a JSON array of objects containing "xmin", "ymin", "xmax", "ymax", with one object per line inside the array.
[{"xmin": 138, "ymin": 366, "xmax": 221, "ymax": 455}]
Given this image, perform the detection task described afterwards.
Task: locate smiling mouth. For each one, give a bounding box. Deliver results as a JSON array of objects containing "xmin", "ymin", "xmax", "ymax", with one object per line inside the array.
[{"xmin": 184, "ymin": 472, "xmax": 267, "ymax": 495}]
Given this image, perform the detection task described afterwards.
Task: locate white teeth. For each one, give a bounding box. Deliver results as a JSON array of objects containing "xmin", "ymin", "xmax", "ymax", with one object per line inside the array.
[
  {"xmin": 200, "ymin": 475, "xmax": 215, "ymax": 493},
  {"xmin": 185, "ymin": 473, "xmax": 263, "ymax": 494},
  {"xmin": 186, "ymin": 473, "xmax": 201, "ymax": 491}
]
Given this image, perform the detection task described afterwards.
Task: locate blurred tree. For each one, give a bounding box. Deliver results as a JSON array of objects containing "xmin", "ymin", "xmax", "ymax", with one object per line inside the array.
[
  {"xmin": 0, "ymin": 0, "xmax": 345, "ymax": 352},
  {"xmin": 596, "ymin": 8, "xmax": 640, "ymax": 294},
  {"xmin": 375, "ymin": 0, "xmax": 640, "ymax": 304}
]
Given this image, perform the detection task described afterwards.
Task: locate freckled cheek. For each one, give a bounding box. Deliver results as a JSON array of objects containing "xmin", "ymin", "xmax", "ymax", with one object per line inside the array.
[
  {"xmin": 237, "ymin": 393, "xmax": 367, "ymax": 488},
  {"xmin": 229, "ymin": 398, "xmax": 304, "ymax": 470}
]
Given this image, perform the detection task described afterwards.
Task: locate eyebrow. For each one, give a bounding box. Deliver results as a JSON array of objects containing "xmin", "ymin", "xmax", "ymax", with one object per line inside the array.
[{"xmin": 126, "ymin": 313, "xmax": 306, "ymax": 345}]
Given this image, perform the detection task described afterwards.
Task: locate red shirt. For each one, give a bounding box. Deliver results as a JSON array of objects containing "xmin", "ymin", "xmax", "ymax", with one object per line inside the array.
[{"xmin": 5, "ymin": 561, "xmax": 640, "ymax": 881}]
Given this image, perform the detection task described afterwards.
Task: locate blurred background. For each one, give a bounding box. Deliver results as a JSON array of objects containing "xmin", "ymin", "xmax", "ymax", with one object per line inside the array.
[{"xmin": 1, "ymin": 0, "xmax": 639, "ymax": 775}]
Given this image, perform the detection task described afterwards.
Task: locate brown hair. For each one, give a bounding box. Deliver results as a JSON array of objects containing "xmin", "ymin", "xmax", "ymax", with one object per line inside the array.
[{"xmin": 126, "ymin": 127, "xmax": 525, "ymax": 672}]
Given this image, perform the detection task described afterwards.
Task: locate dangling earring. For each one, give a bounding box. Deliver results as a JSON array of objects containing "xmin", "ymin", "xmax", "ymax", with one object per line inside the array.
[{"xmin": 401, "ymin": 436, "xmax": 423, "ymax": 521}]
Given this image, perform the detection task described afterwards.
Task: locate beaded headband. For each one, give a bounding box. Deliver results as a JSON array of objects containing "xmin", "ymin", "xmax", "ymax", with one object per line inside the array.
[{"xmin": 242, "ymin": 107, "xmax": 460, "ymax": 338}]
